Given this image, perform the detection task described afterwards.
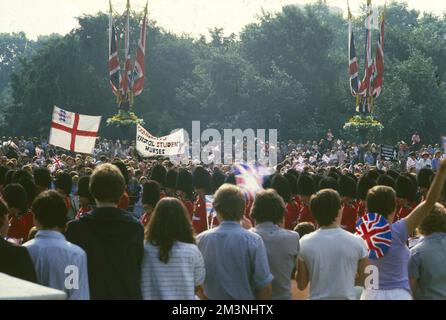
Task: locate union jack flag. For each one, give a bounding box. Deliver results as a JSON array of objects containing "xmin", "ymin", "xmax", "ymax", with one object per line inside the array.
[
  {"xmin": 348, "ymin": 7, "xmax": 359, "ymax": 97},
  {"xmin": 108, "ymin": 2, "xmax": 120, "ymax": 96},
  {"xmin": 205, "ymin": 195, "xmax": 216, "ymax": 229},
  {"xmin": 355, "ymin": 212, "xmax": 392, "ymax": 260},
  {"xmin": 233, "ymin": 163, "xmax": 269, "ymax": 201},
  {"xmin": 120, "ymin": 0, "xmax": 132, "ymax": 97},
  {"xmin": 132, "ymin": 2, "xmax": 147, "ymax": 97},
  {"xmin": 358, "ymin": 0, "xmax": 374, "ymax": 113},
  {"xmin": 372, "ymin": 11, "xmax": 385, "ymax": 98}
]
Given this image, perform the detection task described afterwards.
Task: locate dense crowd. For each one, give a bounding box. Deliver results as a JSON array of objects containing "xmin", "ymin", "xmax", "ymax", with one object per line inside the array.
[{"xmin": 1, "ymin": 131, "xmax": 446, "ymax": 300}]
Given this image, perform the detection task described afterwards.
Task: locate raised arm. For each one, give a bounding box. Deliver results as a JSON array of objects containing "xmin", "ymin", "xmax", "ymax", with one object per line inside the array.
[{"xmin": 404, "ymin": 158, "xmax": 446, "ymax": 233}]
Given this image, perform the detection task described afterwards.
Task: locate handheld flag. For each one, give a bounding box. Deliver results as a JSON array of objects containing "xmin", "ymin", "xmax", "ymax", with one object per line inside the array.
[
  {"xmin": 205, "ymin": 195, "xmax": 216, "ymax": 230},
  {"xmin": 355, "ymin": 212, "xmax": 392, "ymax": 260},
  {"xmin": 49, "ymin": 106, "xmax": 101, "ymax": 154},
  {"xmin": 233, "ymin": 163, "xmax": 269, "ymax": 201}
]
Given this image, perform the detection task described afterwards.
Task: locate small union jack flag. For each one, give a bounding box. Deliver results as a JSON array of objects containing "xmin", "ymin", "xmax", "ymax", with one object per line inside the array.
[{"xmin": 355, "ymin": 212, "xmax": 392, "ymax": 260}]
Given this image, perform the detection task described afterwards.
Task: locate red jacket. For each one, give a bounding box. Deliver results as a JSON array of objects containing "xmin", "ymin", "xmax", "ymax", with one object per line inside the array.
[
  {"xmin": 192, "ymin": 195, "xmax": 208, "ymax": 234},
  {"xmin": 299, "ymin": 203, "xmax": 316, "ymax": 225},
  {"xmin": 284, "ymin": 200, "xmax": 300, "ymax": 230},
  {"xmin": 341, "ymin": 200, "xmax": 358, "ymax": 233},
  {"xmin": 7, "ymin": 210, "xmax": 34, "ymax": 243},
  {"xmin": 118, "ymin": 191, "xmax": 130, "ymax": 210}
]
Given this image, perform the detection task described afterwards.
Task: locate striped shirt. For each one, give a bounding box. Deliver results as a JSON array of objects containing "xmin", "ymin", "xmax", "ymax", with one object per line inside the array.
[{"xmin": 141, "ymin": 241, "xmax": 205, "ymax": 300}]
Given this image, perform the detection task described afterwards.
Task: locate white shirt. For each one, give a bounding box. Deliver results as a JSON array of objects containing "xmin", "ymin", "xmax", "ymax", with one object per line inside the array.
[
  {"xmin": 406, "ymin": 157, "xmax": 417, "ymax": 171},
  {"xmin": 417, "ymin": 158, "xmax": 432, "ymax": 171},
  {"xmin": 141, "ymin": 241, "xmax": 205, "ymax": 300}
]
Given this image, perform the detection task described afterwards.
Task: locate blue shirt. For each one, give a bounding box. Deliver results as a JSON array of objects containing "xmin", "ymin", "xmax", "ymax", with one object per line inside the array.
[
  {"xmin": 409, "ymin": 232, "xmax": 446, "ymax": 299},
  {"xmin": 24, "ymin": 230, "xmax": 90, "ymax": 300},
  {"xmin": 197, "ymin": 221, "xmax": 273, "ymax": 300}
]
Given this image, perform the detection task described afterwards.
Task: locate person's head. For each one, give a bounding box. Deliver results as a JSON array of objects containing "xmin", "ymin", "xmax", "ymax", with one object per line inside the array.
[
  {"xmin": 309, "ymin": 189, "xmax": 342, "ymax": 227},
  {"xmin": 294, "ymin": 222, "xmax": 316, "ymax": 238},
  {"xmin": 213, "ymin": 184, "xmax": 245, "ymax": 221},
  {"xmin": 32, "ymin": 190, "xmax": 68, "ymax": 231},
  {"xmin": 211, "ymin": 168, "xmax": 226, "ymax": 194},
  {"xmin": 55, "ymin": 172, "xmax": 72, "ymax": 196},
  {"xmin": 417, "ymin": 204, "xmax": 446, "ymax": 236},
  {"xmin": 319, "ymin": 176, "xmax": 339, "ymax": 192},
  {"xmin": 338, "ymin": 175, "xmax": 357, "ymax": 200},
  {"xmin": 77, "ymin": 176, "xmax": 95, "ymax": 207},
  {"xmin": 112, "ymin": 160, "xmax": 129, "ymax": 186},
  {"xmin": 357, "ymin": 175, "xmax": 377, "ymax": 201},
  {"xmin": 164, "ymin": 169, "xmax": 178, "ymax": 191},
  {"xmin": 396, "ymin": 175, "xmax": 417, "ymax": 202},
  {"xmin": 89, "ymin": 163, "xmax": 125, "ymax": 205},
  {"xmin": 193, "ymin": 166, "xmax": 211, "ymax": 194},
  {"xmin": 142, "ymin": 180, "xmax": 161, "ymax": 211},
  {"xmin": 418, "ymin": 168, "xmax": 434, "ymax": 191},
  {"xmin": 145, "ymin": 197, "xmax": 195, "ymax": 263},
  {"xmin": 150, "ymin": 164, "xmax": 167, "ymax": 187},
  {"xmin": 2, "ymin": 183, "xmax": 28, "ymax": 216},
  {"xmin": 19, "ymin": 177, "xmax": 37, "ymax": 207},
  {"xmin": 33, "ymin": 167, "xmax": 51, "ymax": 193},
  {"xmin": 376, "ymin": 174, "xmax": 396, "ymax": 191},
  {"xmin": 270, "ymin": 174, "xmax": 292, "ymax": 203},
  {"xmin": 366, "ymin": 185, "xmax": 396, "ymax": 220},
  {"xmin": 175, "ymin": 169, "xmax": 194, "ymax": 196},
  {"xmin": 297, "ymin": 174, "xmax": 316, "ymax": 197},
  {"xmin": 251, "ymin": 189, "xmax": 285, "ymax": 225},
  {"xmin": 0, "ymin": 199, "xmax": 9, "ymax": 237}
]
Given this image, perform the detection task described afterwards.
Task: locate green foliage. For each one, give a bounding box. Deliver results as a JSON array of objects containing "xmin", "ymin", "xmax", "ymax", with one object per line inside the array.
[{"xmin": 1, "ymin": 2, "xmax": 446, "ymax": 144}]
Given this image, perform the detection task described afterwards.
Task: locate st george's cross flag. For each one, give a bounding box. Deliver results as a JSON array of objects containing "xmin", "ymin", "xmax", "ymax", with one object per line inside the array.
[
  {"xmin": 355, "ymin": 212, "xmax": 392, "ymax": 260},
  {"xmin": 49, "ymin": 106, "xmax": 101, "ymax": 154}
]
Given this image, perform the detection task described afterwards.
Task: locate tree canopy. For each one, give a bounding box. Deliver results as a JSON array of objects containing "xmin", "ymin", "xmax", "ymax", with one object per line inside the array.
[{"xmin": 1, "ymin": 2, "xmax": 446, "ymax": 144}]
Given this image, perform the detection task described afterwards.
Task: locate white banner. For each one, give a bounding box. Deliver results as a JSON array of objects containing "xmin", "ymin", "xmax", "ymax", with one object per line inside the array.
[{"xmin": 136, "ymin": 124, "xmax": 187, "ymax": 157}]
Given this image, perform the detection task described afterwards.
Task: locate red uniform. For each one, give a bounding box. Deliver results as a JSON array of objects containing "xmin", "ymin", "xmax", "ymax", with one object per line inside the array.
[
  {"xmin": 7, "ymin": 210, "xmax": 34, "ymax": 243},
  {"xmin": 355, "ymin": 200, "xmax": 367, "ymax": 218},
  {"xmin": 179, "ymin": 196, "xmax": 194, "ymax": 220},
  {"xmin": 299, "ymin": 203, "xmax": 316, "ymax": 225},
  {"xmin": 394, "ymin": 203, "xmax": 417, "ymax": 222},
  {"xmin": 341, "ymin": 200, "xmax": 358, "ymax": 233},
  {"xmin": 140, "ymin": 211, "xmax": 151, "ymax": 227},
  {"xmin": 284, "ymin": 200, "xmax": 300, "ymax": 230},
  {"xmin": 118, "ymin": 191, "xmax": 130, "ymax": 210},
  {"xmin": 192, "ymin": 195, "xmax": 208, "ymax": 234}
]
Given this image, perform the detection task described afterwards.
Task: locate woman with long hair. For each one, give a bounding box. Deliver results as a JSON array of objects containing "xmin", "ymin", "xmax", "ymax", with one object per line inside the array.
[{"xmin": 141, "ymin": 197, "xmax": 205, "ymax": 300}]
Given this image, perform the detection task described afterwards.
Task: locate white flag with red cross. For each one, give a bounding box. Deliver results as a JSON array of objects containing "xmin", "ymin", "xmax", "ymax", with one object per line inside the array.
[{"xmin": 49, "ymin": 106, "xmax": 101, "ymax": 154}]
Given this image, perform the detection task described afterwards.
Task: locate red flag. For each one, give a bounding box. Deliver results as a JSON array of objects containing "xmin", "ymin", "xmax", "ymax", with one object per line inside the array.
[
  {"xmin": 108, "ymin": 1, "xmax": 120, "ymax": 96},
  {"xmin": 120, "ymin": 0, "xmax": 132, "ymax": 96}
]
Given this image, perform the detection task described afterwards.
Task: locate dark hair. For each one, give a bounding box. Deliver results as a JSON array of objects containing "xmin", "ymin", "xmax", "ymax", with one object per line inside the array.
[
  {"xmin": 418, "ymin": 168, "xmax": 434, "ymax": 190},
  {"xmin": 145, "ymin": 197, "xmax": 195, "ymax": 264},
  {"xmin": 0, "ymin": 166, "xmax": 9, "ymax": 186},
  {"xmin": 211, "ymin": 169, "xmax": 226, "ymax": 194},
  {"xmin": 366, "ymin": 185, "xmax": 396, "ymax": 219},
  {"xmin": 418, "ymin": 204, "xmax": 446, "ymax": 235},
  {"xmin": 12, "ymin": 169, "xmax": 33, "ymax": 184},
  {"xmin": 3, "ymin": 183, "xmax": 28, "ymax": 214},
  {"xmin": 193, "ymin": 166, "xmax": 211, "ymax": 192},
  {"xmin": 19, "ymin": 177, "xmax": 37, "ymax": 207},
  {"xmin": 0, "ymin": 199, "xmax": 8, "ymax": 218},
  {"xmin": 224, "ymin": 173, "xmax": 236, "ymax": 185},
  {"xmin": 142, "ymin": 180, "xmax": 161, "ymax": 208},
  {"xmin": 251, "ymin": 189, "xmax": 286, "ymax": 224},
  {"xmin": 165, "ymin": 169, "xmax": 178, "ymax": 190},
  {"xmin": 213, "ymin": 184, "xmax": 245, "ymax": 221},
  {"xmin": 284, "ymin": 172, "xmax": 298, "ymax": 195},
  {"xmin": 294, "ymin": 222, "xmax": 316, "ymax": 238},
  {"xmin": 357, "ymin": 176, "xmax": 377, "ymax": 201},
  {"xmin": 5, "ymin": 170, "xmax": 15, "ymax": 185},
  {"xmin": 310, "ymin": 189, "xmax": 341, "ymax": 227},
  {"xmin": 150, "ymin": 164, "xmax": 167, "ymax": 187},
  {"xmin": 77, "ymin": 176, "xmax": 94, "ymax": 203},
  {"xmin": 33, "ymin": 167, "xmax": 51, "ymax": 189},
  {"xmin": 55, "ymin": 172, "xmax": 72, "ymax": 195},
  {"xmin": 271, "ymin": 174, "xmax": 292, "ymax": 203},
  {"xmin": 376, "ymin": 175, "xmax": 396, "ymax": 190},
  {"xmin": 90, "ymin": 164, "xmax": 125, "ymax": 203},
  {"xmin": 319, "ymin": 176, "xmax": 339, "ymax": 192},
  {"xmin": 112, "ymin": 160, "xmax": 129, "ymax": 185},
  {"xmin": 32, "ymin": 190, "xmax": 68, "ymax": 229}
]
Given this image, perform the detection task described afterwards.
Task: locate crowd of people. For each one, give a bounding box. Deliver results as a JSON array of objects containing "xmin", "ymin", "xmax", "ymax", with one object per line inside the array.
[{"xmin": 1, "ymin": 131, "xmax": 446, "ymax": 300}]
